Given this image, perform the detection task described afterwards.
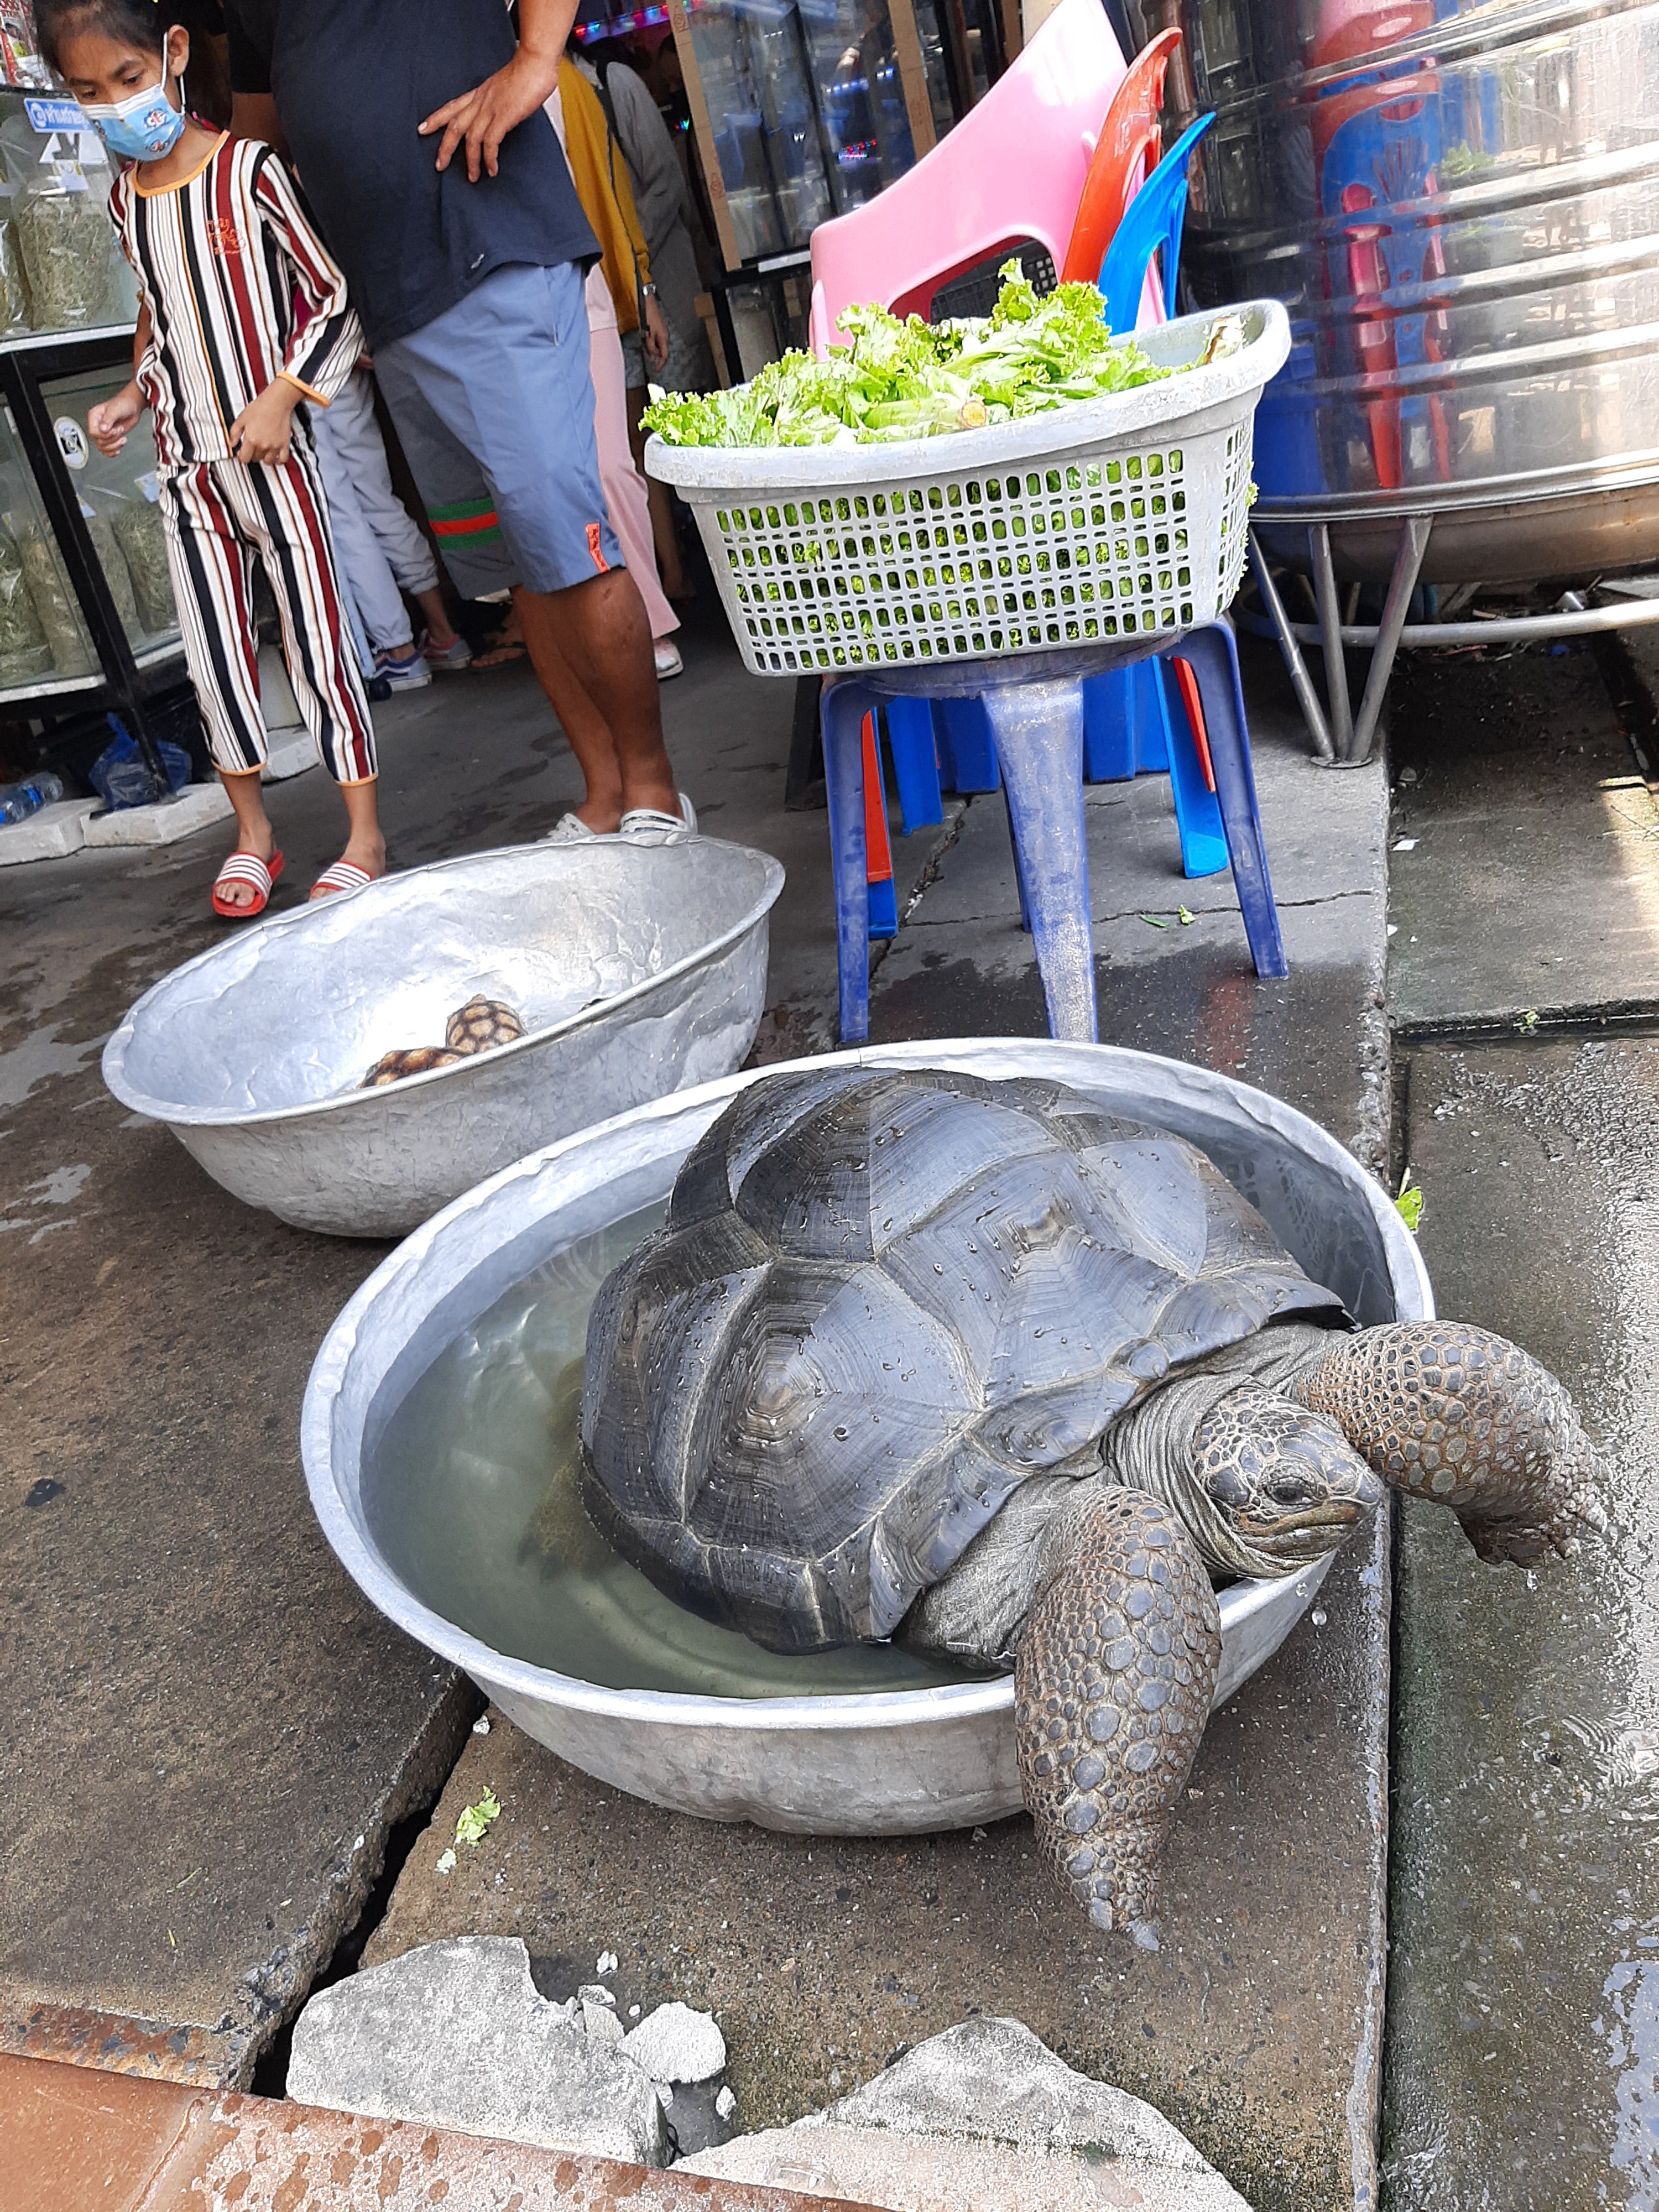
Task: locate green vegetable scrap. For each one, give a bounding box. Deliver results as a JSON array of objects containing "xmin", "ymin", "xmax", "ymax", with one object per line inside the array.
[
  {"xmin": 1395, "ymin": 1183, "xmax": 1424, "ymax": 1233},
  {"xmin": 1177, "ymin": 905, "xmax": 1196, "ymax": 925},
  {"xmin": 454, "ymin": 1787, "xmax": 501, "ymax": 1847},
  {"xmin": 643, "ymin": 262, "xmax": 1187, "ymax": 450},
  {"xmin": 1517, "ymin": 1009, "xmax": 1539, "ymax": 1035},
  {"xmin": 1140, "ymin": 912, "xmax": 1168, "ymax": 929}
]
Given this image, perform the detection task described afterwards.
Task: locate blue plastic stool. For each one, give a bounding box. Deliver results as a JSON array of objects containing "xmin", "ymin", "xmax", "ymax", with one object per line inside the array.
[
  {"xmin": 864, "ymin": 700, "xmax": 942, "ymax": 933},
  {"xmin": 1082, "ymin": 659, "xmax": 1168, "ymax": 780},
  {"xmin": 934, "ymin": 698, "xmax": 999, "ymax": 792},
  {"xmin": 1082, "ymin": 111, "xmax": 1226, "ymax": 875},
  {"xmin": 822, "ymin": 620, "xmax": 1286, "ymax": 1045},
  {"xmin": 879, "ymin": 697, "xmax": 946, "ymax": 828}
]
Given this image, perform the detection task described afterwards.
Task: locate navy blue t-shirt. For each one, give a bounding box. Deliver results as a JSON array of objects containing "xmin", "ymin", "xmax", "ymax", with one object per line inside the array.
[{"xmin": 225, "ymin": 0, "xmax": 598, "ymax": 349}]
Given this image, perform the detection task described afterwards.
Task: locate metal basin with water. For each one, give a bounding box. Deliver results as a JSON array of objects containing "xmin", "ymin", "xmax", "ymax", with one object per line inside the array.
[
  {"xmin": 102, "ymin": 837, "xmax": 784, "ymax": 1239},
  {"xmin": 301, "ymin": 1040, "xmax": 1431, "ymax": 1835}
]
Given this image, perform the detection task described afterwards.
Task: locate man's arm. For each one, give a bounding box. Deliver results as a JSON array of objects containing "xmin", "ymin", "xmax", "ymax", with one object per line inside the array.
[
  {"xmin": 418, "ymin": 0, "xmax": 579, "ymax": 183},
  {"xmin": 222, "ymin": 4, "xmax": 290, "ymax": 155}
]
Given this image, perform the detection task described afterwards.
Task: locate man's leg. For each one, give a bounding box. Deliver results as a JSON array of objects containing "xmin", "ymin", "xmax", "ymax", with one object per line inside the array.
[
  {"xmin": 515, "ymin": 569, "xmax": 675, "ymax": 825},
  {"xmin": 374, "ymin": 264, "xmax": 686, "ymax": 820},
  {"xmin": 310, "ymin": 406, "xmax": 413, "ymax": 656}
]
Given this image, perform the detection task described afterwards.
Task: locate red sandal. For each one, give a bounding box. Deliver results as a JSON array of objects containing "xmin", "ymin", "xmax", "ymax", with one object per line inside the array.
[
  {"xmin": 308, "ymin": 859, "xmax": 375, "ymax": 901},
  {"xmin": 211, "ymin": 848, "xmax": 284, "ymax": 919}
]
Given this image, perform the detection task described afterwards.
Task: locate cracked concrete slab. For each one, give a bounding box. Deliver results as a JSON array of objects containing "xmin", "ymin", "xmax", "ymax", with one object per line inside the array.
[
  {"xmin": 1385, "ymin": 1035, "xmax": 1659, "ymax": 2210},
  {"xmin": 1387, "ymin": 644, "xmax": 1659, "ymax": 1030},
  {"xmin": 0, "ymin": 616, "xmax": 841, "ymax": 2089}
]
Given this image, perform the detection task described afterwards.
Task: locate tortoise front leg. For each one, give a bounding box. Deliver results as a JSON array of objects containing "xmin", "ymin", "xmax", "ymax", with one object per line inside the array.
[
  {"xmin": 1015, "ymin": 1489, "xmax": 1220, "ymax": 1939},
  {"xmin": 1290, "ymin": 1322, "xmax": 1601, "ymax": 1564}
]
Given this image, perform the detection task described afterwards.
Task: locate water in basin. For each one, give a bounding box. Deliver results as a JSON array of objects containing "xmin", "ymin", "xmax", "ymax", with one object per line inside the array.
[{"xmin": 367, "ymin": 1202, "xmax": 998, "ymax": 1698}]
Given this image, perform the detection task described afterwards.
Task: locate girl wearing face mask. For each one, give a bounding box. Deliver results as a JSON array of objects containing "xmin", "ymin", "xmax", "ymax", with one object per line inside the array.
[{"xmin": 39, "ymin": 0, "xmax": 384, "ymax": 917}]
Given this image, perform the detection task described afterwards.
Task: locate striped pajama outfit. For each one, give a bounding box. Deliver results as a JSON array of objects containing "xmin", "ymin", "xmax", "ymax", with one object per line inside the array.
[{"xmin": 109, "ymin": 135, "xmax": 374, "ymax": 782}]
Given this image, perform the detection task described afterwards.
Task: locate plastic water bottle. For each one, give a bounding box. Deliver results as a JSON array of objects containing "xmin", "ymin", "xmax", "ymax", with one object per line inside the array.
[{"xmin": 0, "ymin": 773, "xmax": 65, "ymax": 825}]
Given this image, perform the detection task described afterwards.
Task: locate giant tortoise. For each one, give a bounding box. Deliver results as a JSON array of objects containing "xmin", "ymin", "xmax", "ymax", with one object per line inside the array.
[{"xmin": 580, "ymin": 1067, "xmax": 1596, "ymax": 1935}]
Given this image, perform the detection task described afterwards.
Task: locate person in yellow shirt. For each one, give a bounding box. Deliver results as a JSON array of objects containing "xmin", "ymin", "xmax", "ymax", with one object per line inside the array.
[{"xmin": 557, "ymin": 53, "xmax": 669, "ymax": 392}]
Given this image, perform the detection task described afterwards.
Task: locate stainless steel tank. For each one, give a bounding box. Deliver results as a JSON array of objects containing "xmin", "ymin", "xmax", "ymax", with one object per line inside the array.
[{"xmin": 1173, "ymin": 0, "xmax": 1659, "ymax": 581}]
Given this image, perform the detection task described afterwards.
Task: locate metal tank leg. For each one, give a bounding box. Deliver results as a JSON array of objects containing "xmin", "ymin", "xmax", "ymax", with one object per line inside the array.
[
  {"xmin": 980, "ymin": 676, "xmax": 1099, "ymax": 1044},
  {"xmin": 821, "ymin": 677, "xmax": 881, "ymax": 1045},
  {"xmin": 1249, "ymin": 529, "xmax": 1335, "ymax": 762},
  {"xmin": 1347, "ymin": 515, "xmax": 1433, "ymax": 764},
  {"xmin": 1310, "ymin": 524, "xmax": 1353, "ymax": 759}
]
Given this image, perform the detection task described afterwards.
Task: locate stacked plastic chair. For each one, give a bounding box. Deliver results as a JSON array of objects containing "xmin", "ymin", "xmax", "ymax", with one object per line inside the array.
[{"xmin": 804, "ymin": 0, "xmax": 1286, "ymax": 1039}]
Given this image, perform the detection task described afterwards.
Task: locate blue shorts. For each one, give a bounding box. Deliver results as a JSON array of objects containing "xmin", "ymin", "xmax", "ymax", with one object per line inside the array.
[{"xmin": 374, "ymin": 260, "xmax": 623, "ymax": 599}]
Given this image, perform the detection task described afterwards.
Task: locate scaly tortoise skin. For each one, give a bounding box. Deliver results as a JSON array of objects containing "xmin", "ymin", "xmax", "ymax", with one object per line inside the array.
[{"xmin": 581, "ymin": 1067, "xmax": 1598, "ymax": 1936}]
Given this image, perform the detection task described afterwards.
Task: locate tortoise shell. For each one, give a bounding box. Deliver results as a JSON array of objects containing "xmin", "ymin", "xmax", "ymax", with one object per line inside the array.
[
  {"xmin": 580, "ymin": 1067, "xmax": 1344, "ymax": 1653},
  {"xmin": 445, "ymin": 997, "xmax": 526, "ymax": 1056},
  {"xmin": 360, "ymin": 1046, "xmax": 463, "ymax": 1088}
]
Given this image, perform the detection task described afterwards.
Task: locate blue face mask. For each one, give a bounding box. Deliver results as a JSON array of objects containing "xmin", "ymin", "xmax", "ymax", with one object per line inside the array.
[{"xmin": 83, "ymin": 69, "xmax": 186, "ymax": 163}]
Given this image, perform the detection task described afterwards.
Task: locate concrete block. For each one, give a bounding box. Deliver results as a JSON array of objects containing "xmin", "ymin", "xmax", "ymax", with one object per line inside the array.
[
  {"xmin": 0, "ymin": 798, "xmax": 99, "ymax": 865},
  {"xmin": 829, "ymin": 2013, "xmax": 1222, "ymax": 2166},
  {"xmin": 81, "ymin": 782, "xmax": 232, "ymax": 847},
  {"xmin": 620, "ymin": 2000, "xmax": 726, "ymax": 2084},
  {"xmin": 683, "ymin": 2017, "xmax": 1250, "ymax": 2211},
  {"xmin": 286, "ymin": 1936, "xmax": 670, "ymax": 2168},
  {"xmin": 686, "ymin": 2118, "xmax": 1249, "ymax": 2211}
]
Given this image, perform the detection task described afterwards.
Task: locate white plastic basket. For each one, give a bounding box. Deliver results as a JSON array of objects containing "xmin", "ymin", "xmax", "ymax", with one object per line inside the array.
[{"xmin": 648, "ymin": 299, "xmax": 1290, "ymax": 679}]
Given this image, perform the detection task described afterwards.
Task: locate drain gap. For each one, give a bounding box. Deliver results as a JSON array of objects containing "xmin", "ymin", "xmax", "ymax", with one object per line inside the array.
[{"xmin": 249, "ymin": 1689, "xmax": 483, "ymax": 2099}]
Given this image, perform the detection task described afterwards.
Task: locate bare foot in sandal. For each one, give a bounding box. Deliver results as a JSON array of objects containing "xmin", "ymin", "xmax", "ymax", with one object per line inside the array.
[
  {"xmin": 214, "ymin": 770, "xmax": 280, "ymax": 915},
  {"xmin": 310, "ymin": 826, "xmax": 386, "ymax": 900},
  {"xmin": 473, "ymin": 606, "xmax": 525, "ymax": 669},
  {"xmin": 309, "ymin": 776, "xmax": 387, "ymax": 900}
]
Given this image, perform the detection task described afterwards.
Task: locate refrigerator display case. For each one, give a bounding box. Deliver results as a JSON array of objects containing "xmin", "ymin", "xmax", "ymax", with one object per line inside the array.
[
  {"xmin": 0, "ymin": 331, "xmax": 187, "ymax": 773},
  {"xmin": 0, "ymin": 82, "xmax": 185, "ymax": 776}
]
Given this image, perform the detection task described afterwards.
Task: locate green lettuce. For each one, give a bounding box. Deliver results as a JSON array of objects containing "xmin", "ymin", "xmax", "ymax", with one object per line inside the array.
[{"xmin": 643, "ymin": 262, "xmax": 1180, "ymax": 450}]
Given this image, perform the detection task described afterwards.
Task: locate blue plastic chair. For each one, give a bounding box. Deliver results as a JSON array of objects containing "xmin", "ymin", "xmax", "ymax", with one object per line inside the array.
[
  {"xmin": 822, "ymin": 619, "xmax": 1287, "ymax": 1046},
  {"xmin": 1098, "ymin": 111, "xmax": 1213, "ymax": 330}
]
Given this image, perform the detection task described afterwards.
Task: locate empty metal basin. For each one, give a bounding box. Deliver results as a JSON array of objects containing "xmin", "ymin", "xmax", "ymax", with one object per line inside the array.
[
  {"xmin": 301, "ymin": 1039, "xmax": 1431, "ymax": 1835},
  {"xmin": 102, "ymin": 837, "xmax": 785, "ymax": 1238}
]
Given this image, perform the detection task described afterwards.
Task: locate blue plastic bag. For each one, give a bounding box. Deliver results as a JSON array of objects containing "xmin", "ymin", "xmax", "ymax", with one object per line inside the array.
[{"xmin": 89, "ymin": 718, "xmax": 192, "ymax": 811}]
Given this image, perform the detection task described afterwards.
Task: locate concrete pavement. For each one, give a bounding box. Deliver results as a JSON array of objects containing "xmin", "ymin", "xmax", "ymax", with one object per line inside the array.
[{"xmin": 6, "ymin": 606, "xmax": 1389, "ymax": 2208}]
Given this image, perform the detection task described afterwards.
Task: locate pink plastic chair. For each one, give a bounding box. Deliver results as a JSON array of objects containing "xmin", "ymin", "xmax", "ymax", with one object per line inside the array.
[{"xmin": 807, "ymin": 0, "xmax": 1126, "ymax": 353}]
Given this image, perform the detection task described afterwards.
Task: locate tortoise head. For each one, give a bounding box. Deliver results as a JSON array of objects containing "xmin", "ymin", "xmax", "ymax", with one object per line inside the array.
[{"xmin": 1192, "ymin": 1387, "xmax": 1384, "ymax": 1573}]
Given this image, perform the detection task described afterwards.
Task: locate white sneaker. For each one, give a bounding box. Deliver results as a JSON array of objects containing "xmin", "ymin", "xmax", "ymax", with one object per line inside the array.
[
  {"xmin": 545, "ymin": 811, "xmax": 606, "ymax": 842},
  {"xmin": 373, "ymin": 644, "xmax": 432, "ymax": 692},
  {"xmin": 654, "ymin": 640, "xmax": 684, "ymax": 680},
  {"xmin": 619, "ymin": 792, "xmax": 697, "ymax": 842}
]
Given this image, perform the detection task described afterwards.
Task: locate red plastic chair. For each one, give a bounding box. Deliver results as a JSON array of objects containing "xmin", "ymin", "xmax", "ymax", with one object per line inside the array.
[{"xmin": 1060, "ymin": 26, "xmax": 1182, "ymax": 283}]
